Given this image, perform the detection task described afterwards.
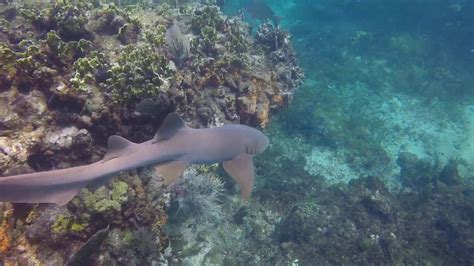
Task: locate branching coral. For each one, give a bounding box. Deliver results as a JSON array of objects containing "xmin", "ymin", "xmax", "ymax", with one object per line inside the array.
[
  {"xmin": 46, "ymin": 30, "xmax": 92, "ymax": 63},
  {"xmin": 70, "ymin": 51, "xmax": 108, "ymax": 91},
  {"xmin": 90, "ymin": 3, "xmax": 141, "ymax": 35},
  {"xmin": 190, "ymin": 6, "xmax": 223, "ymax": 55},
  {"xmin": 0, "ymin": 40, "xmax": 56, "ymax": 92},
  {"xmin": 255, "ymin": 22, "xmax": 288, "ymax": 52},
  {"xmin": 190, "ymin": 6, "xmax": 223, "ymax": 34},
  {"xmin": 106, "ymin": 44, "xmax": 172, "ymax": 103},
  {"xmin": 20, "ymin": 2, "xmax": 93, "ymax": 41},
  {"xmin": 144, "ymin": 25, "xmax": 166, "ymax": 49}
]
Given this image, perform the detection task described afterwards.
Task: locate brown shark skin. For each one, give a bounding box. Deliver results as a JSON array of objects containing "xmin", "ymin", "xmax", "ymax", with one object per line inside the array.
[{"xmin": 0, "ymin": 117, "xmax": 269, "ymax": 205}]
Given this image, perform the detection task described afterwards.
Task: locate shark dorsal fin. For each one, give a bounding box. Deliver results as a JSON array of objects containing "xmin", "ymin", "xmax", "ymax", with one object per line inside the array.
[
  {"xmin": 103, "ymin": 135, "xmax": 136, "ymax": 162},
  {"xmin": 154, "ymin": 113, "xmax": 189, "ymax": 142}
]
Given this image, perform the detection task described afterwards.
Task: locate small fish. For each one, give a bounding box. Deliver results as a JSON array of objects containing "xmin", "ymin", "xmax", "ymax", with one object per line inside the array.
[
  {"xmin": 0, "ymin": 113, "xmax": 269, "ymax": 205},
  {"xmin": 244, "ymin": 0, "xmax": 281, "ymax": 25}
]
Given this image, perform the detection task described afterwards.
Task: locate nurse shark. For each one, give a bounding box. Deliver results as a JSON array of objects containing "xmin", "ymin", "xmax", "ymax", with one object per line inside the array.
[{"xmin": 0, "ymin": 113, "xmax": 269, "ymax": 205}]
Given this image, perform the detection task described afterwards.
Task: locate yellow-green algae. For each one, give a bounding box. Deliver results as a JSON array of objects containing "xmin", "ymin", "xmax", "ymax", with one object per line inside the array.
[
  {"xmin": 81, "ymin": 180, "xmax": 129, "ymax": 214},
  {"xmin": 51, "ymin": 214, "xmax": 89, "ymax": 234}
]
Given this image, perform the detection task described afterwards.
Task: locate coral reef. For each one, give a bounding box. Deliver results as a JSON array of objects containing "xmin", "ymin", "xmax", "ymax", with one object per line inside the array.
[
  {"xmin": 156, "ymin": 145, "xmax": 474, "ymax": 265},
  {"xmin": 166, "ymin": 167, "xmax": 224, "ymax": 238},
  {"xmin": 0, "ymin": 1, "xmax": 302, "ymax": 263},
  {"xmin": 1, "ymin": 0, "xmax": 302, "ymax": 129},
  {"xmin": 1, "ymin": 1, "xmax": 472, "ymax": 265},
  {"xmin": 275, "ymin": 171, "xmax": 474, "ymax": 265}
]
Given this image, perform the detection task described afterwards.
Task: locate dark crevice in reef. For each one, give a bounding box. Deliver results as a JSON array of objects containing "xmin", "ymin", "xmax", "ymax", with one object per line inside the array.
[
  {"xmin": 47, "ymin": 94, "xmax": 84, "ymax": 113},
  {"xmin": 27, "ymin": 151, "xmax": 54, "ymax": 171}
]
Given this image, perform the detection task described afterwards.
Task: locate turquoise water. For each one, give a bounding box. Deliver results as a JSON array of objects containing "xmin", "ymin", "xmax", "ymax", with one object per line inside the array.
[
  {"xmin": 220, "ymin": 0, "xmax": 474, "ymax": 264},
  {"xmin": 0, "ymin": 0, "xmax": 472, "ymax": 265}
]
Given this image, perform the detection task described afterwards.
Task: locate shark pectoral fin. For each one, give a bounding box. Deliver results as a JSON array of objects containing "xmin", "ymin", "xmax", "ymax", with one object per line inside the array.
[
  {"xmin": 153, "ymin": 161, "xmax": 188, "ymax": 185},
  {"xmin": 153, "ymin": 113, "xmax": 190, "ymax": 143},
  {"xmin": 223, "ymin": 154, "xmax": 255, "ymax": 200},
  {"xmin": 103, "ymin": 135, "xmax": 137, "ymax": 162}
]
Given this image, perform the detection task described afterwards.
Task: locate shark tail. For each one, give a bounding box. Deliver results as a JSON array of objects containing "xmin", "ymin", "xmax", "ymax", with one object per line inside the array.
[
  {"xmin": 0, "ymin": 167, "xmax": 91, "ymax": 206},
  {"xmin": 0, "ymin": 135, "xmax": 137, "ymax": 206},
  {"xmin": 0, "ymin": 166, "xmax": 99, "ymax": 206}
]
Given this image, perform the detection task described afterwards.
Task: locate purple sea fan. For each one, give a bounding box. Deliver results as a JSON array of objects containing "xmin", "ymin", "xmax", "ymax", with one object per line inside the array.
[{"xmin": 165, "ymin": 21, "xmax": 190, "ymax": 68}]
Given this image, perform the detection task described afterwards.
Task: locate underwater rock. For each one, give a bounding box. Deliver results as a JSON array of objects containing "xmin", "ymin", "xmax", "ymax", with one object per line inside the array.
[
  {"xmin": 349, "ymin": 177, "xmax": 399, "ymax": 222},
  {"xmin": 0, "ymin": 90, "xmax": 48, "ymax": 131},
  {"xmin": 273, "ymin": 168, "xmax": 474, "ymax": 265},
  {"xmin": 26, "ymin": 207, "xmax": 75, "ymax": 247},
  {"xmin": 24, "ymin": 127, "xmax": 94, "ymax": 171},
  {"xmin": 438, "ymin": 160, "xmax": 462, "ymax": 185},
  {"xmin": 0, "ymin": 128, "xmax": 45, "ymax": 176},
  {"xmin": 43, "ymin": 127, "xmax": 92, "ymax": 152},
  {"xmin": 397, "ymin": 152, "xmax": 436, "ymax": 191}
]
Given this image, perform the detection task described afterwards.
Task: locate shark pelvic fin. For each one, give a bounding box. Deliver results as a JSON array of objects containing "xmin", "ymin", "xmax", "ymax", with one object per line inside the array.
[
  {"xmin": 103, "ymin": 135, "xmax": 136, "ymax": 162},
  {"xmin": 153, "ymin": 161, "xmax": 188, "ymax": 185},
  {"xmin": 154, "ymin": 113, "xmax": 190, "ymax": 143},
  {"xmin": 223, "ymin": 154, "xmax": 255, "ymax": 200},
  {"xmin": 47, "ymin": 187, "xmax": 82, "ymax": 206}
]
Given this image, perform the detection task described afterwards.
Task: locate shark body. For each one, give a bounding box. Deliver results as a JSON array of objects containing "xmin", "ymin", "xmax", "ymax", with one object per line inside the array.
[{"xmin": 0, "ymin": 113, "xmax": 269, "ymax": 205}]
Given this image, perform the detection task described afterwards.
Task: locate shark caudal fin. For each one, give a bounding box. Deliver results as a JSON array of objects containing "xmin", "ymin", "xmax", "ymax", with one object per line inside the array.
[
  {"xmin": 223, "ymin": 154, "xmax": 255, "ymax": 200},
  {"xmin": 0, "ymin": 173, "xmax": 83, "ymax": 206},
  {"xmin": 0, "ymin": 134, "xmax": 136, "ymax": 206}
]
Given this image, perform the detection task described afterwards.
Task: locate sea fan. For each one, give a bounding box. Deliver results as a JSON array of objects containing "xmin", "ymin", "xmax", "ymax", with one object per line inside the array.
[{"xmin": 167, "ymin": 167, "xmax": 225, "ymax": 239}]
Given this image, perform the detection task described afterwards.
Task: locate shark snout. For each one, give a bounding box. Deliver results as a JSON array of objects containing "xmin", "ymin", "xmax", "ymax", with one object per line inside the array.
[{"xmin": 259, "ymin": 132, "xmax": 270, "ymax": 153}]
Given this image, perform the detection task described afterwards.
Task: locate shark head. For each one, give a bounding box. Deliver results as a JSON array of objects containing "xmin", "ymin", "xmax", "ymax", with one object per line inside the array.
[{"xmin": 243, "ymin": 126, "xmax": 270, "ymax": 156}]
